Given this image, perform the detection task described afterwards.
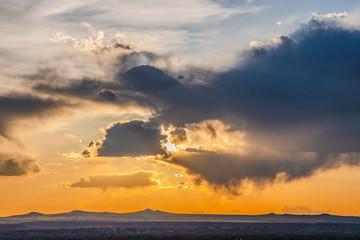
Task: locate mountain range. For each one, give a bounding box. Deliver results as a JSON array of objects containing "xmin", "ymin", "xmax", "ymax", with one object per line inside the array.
[{"xmin": 1, "ymin": 209, "xmax": 360, "ymax": 224}]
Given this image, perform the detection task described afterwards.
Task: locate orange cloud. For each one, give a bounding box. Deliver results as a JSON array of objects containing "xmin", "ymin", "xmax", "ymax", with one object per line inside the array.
[{"xmin": 70, "ymin": 171, "xmax": 157, "ymax": 190}]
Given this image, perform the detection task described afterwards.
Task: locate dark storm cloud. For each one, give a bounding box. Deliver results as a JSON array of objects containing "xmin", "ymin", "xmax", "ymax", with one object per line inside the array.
[
  {"xmin": 208, "ymin": 26, "xmax": 360, "ymax": 152},
  {"xmin": 171, "ymin": 152, "xmax": 360, "ymax": 189},
  {"xmin": 70, "ymin": 171, "xmax": 156, "ymax": 190},
  {"xmin": 175, "ymin": 66, "xmax": 218, "ymax": 85},
  {"xmin": 83, "ymin": 19, "xmax": 360, "ymax": 189},
  {"xmin": 152, "ymin": 21, "xmax": 360, "ymax": 187},
  {"xmin": 136, "ymin": 21, "xmax": 360, "ymax": 153},
  {"xmin": 65, "ymin": 18, "xmax": 360, "ymax": 190},
  {"xmin": 0, "ymin": 154, "xmax": 40, "ymax": 176},
  {"xmin": 155, "ymin": 27, "xmax": 360, "ymax": 128},
  {"xmin": 0, "ymin": 94, "xmax": 66, "ymax": 139},
  {"xmin": 85, "ymin": 120, "xmax": 165, "ymax": 157}
]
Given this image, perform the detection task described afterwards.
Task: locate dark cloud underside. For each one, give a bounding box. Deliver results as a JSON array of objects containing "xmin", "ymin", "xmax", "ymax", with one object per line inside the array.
[{"xmin": 171, "ymin": 152, "xmax": 360, "ymax": 189}]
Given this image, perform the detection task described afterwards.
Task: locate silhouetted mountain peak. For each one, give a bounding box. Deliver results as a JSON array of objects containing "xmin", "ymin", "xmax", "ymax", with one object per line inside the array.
[
  {"xmin": 142, "ymin": 208, "xmax": 155, "ymax": 213},
  {"xmin": 2, "ymin": 209, "xmax": 359, "ymax": 224},
  {"xmin": 263, "ymin": 212, "xmax": 278, "ymax": 216},
  {"xmin": 10, "ymin": 212, "xmax": 45, "ymax": 218},
  {"xmin": 134, "ymin": 208, "xmax": 171, "ymax": 217},
  {"xmin": 27, "ymin": 212, "xmax": 44, "ymax": 216},
  {"xmin": 69, "ymin": 210, "xmax": 87, "ymax": 214},
  {"xmin": 137, "ymin": 208, "xmax": 164, "ymax": 214}
]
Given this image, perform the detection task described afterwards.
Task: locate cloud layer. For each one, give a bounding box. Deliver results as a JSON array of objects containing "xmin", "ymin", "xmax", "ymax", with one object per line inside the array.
[{"xmin": 70, "ymin": 171, "xmax": 157, "ymax": 190}]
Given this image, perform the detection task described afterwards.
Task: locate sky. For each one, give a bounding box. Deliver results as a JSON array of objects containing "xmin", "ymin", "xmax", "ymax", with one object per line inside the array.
[{"xmin": 1, "ymin": 0, "xmax": 360, "ymax": 217}]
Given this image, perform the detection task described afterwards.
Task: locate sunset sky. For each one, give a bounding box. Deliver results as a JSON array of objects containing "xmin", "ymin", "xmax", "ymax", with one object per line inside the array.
[{"xmin": 1, "ymin": 0, "xmax": 360, "ymax": 217}]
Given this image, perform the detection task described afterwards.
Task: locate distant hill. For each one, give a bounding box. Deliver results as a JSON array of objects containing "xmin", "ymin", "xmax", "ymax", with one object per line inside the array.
[{"xmin": 1, "ymin": 209, "xmax": 359, "ymax": 224}]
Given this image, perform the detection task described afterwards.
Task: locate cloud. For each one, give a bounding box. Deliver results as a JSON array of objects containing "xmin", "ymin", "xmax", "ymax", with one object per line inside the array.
[
  {"xmin": 121, "ymin": 65, "xmax": 179, "ymax": 93},
  {"xmin": 47, "ymin": 0, "xmax": 262, "ymax": 28},
  {"xmin": 168, "ymin": 127, "xmax": 188, "ymax": 145},
  {"xmin": 171, "ymin": 152, "xmax": 360, "ymax": 190},
  {"xmin": 308, "ymin": 12, "xmax": 348, "ymax": 23},
  {"xmin": 0, "ymin": 154, "xmax": 40, "ymax": 176},
  {"xmin": 141, "ymin": 20, "xmax": 360, "ymax": 153},
  {"xmin": 78, "ymin": 16, "xmax": 360, "ymax": 191},
  {"xmin": 34, "ymin": 79, "xmax": 107, "ymax": 97},
  {"xmin": 0, "ymin": 0, "xmax": 265, "ymax": 89},
  {"xmin": 49, "ymin": 24, "xmax": 137, "ymax": 54},
  {"xmin": 83, "ymin": 120, "xmax": 165, "ymax": 157},
  {"xmin": 32, "ymin": 75, "xmax": 157, "ymax": 109},
  {"xmin": 0, "ymin": 94, "xmax": 67, "ymax": 176},
  {"xmin": 70, "ymin": 171, "xmax": 157, "ymax": 190},
  {"xmin": 30, "ymin": 51, "xmax": 170, "ymax": 108},
  {"xmin": 115, "ymin": 51, "xmax": 169, "ymax": 74},
  {"xmin": 0, "ymin": 94, "xmax": 67, "ymax": 139},
  {"xmin": 98, "ymin": 89, "xmax": 117, "ymax": 102},
  {"xmin": 157, "ymin": 20, "xmax": 360, "ymax": 188}
]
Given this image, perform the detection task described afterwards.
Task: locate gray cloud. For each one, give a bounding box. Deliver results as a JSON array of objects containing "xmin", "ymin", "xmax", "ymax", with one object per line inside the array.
[
  {"xmin": 70, "ymin": 171, "xmax": 156, "ymax": 190},
  {"xmin": 34, "ymin": 79, "xmax": 106, "ymax": 96},
  {"xmin": 29, "ymin": 52, "xmax": 169, "ymax": 110},
  {"xmin": 84, "ymin": 120, "xmax": 165, "ymax": 157},
  {"xmin": 33, "ymin": 77, "xmax": 159, "ymax": 109},
  {"xmin": 121, "ymin": 65, "xmax": 179, "ymax": 93},
  {"xmin": 23, "ymin": 67, "xmax": 60, "ymax": 82},
  {"xmin": 115, "ymin": 51, "xmax": 165, "ymax": 74},
  {"xmin": 0, "ymin": 154, "xmax": 40, "ymax": 176},
  {"xmin": 98, "ymin": 89, "xmax": 117, "ymax": 102},
  {"xmin": 171, "ymin": 152, "xmax": 360, "ymax": 190},
  {"xmin": 169, "ymin": 127, "xmax": 188, "ymax": 145},
  {"xmin": 0, "ymin": 94, "xmax": 66, "ymax": 139},
  {"xmin": 139, "ymin": 21, "xmax": 360, "ymax": 154}
]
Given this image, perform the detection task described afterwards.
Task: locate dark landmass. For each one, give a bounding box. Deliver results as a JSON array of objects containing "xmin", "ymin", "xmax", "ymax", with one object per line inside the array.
[
  {"xmin": 1, "ymin": 209, "xmax": 360, "ymax": 239},
  {"xmin": 1, "ymin": 222, "xmax": 360, "ymax": 240},
  {"xmin": 1, "ymin": 209, "xmax": 360, "ymax": 224}
]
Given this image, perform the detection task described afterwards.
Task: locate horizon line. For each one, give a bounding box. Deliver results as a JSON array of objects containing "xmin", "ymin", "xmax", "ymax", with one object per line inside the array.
[{"xmin": 1, "ymin": 208, "xmax": 358, "ymax": 218}]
